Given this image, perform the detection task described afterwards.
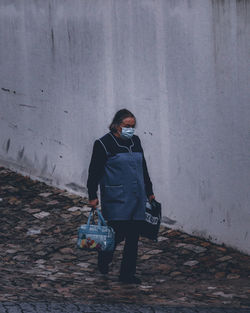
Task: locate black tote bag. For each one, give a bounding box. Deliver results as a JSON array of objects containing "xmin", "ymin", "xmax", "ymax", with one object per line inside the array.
[{"xmin": 140, "ymin": 199, "xmax": 162, "ymax": 242}]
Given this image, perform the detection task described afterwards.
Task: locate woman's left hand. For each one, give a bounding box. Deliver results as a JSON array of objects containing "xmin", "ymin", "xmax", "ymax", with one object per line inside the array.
[{"xmin": 148, "ymin": 194, "xmax": 155, "ymax": 202}]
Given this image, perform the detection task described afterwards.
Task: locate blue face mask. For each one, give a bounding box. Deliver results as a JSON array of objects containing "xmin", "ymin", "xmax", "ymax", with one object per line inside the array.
[{"xmin": 120, "ymin": 127, "xmax": 135, "ymax": 140}]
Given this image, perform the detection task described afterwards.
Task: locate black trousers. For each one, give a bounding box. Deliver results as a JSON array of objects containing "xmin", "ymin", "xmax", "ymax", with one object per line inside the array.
[{"xmin": 98, "ymin": 220, "xmax": 143, "ymax": 278}]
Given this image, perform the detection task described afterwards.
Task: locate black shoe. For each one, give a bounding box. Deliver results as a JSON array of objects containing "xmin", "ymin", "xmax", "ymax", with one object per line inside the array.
[{"xmin": 118, "ymin": 275, "xmax": 141, "ymax": 284}]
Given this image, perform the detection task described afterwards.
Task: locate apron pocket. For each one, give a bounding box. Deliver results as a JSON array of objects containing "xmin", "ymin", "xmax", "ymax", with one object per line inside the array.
[{"xmin": 104, "ymin": 185, "xmax": 125, "ymax": 203}]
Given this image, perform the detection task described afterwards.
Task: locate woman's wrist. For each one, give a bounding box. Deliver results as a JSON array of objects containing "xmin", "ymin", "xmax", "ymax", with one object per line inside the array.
[{"xmin": 88, "ymin": 198, "xmax": 99, "ymax": 208}]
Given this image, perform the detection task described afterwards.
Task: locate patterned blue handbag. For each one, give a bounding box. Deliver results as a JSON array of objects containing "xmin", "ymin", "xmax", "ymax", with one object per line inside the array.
[{"xmin": 77, "ymin": 208, "xmax": 115, "ymax": 251}]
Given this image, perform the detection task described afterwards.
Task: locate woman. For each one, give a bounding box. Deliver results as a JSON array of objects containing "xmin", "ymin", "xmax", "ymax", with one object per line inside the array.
[{"xmin": 87, "ymin": 109, "xmax": 155, "ymax": 284}]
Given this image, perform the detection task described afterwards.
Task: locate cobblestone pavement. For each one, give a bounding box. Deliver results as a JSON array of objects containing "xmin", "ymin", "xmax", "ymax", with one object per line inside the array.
[
  {"xmin": 0, "ymin": 166, "xmax": 250, "ymax": 311},
  {"xmin": 0, "ymin": 302, "xmax": 250, "ymax": 313}
]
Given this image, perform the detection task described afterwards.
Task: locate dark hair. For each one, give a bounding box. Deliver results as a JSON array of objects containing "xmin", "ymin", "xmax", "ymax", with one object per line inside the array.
[{"xmin": 109, "ymin": 109, "xmax": 136, "ymax": 133}]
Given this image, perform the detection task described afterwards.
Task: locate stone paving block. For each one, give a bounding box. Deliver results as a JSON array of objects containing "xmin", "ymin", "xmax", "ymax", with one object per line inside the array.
[
  {"xmin": 63, "ymin": 304, "xmax": 80, "ymax": 312},
  {"xmin": 92, "ymin": 304, "xmax": 111, "ymax": 311},
  {"xmin": 48, "ymin": 303, "xmax": 66, "ymax": 312},
  {"xmin": 1, "ymin": 303, "xmax": 16, "ymax": 307},
  {"xmin": 77, "ymin": 304, "xmax": 97, "ymax": 312},
  {"xmin": 0, "ymin": 303, "xmax": 7, "ymax": 313},
  {"xmin": 19, "ymin": 303, "xmax": 35, "ymax": 312},
  {"xmin": 31, "ymin": 303, "xmax": 50, "ymax": 312},
  {"xmin": 1, "ymin": 305, "xmax": 21, "ymax": 313}
]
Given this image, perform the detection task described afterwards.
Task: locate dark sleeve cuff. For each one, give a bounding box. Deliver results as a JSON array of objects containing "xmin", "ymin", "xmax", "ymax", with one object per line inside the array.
[{"xmin": 88, "ymin": 192, "xmax": 98, "ymax": 201}]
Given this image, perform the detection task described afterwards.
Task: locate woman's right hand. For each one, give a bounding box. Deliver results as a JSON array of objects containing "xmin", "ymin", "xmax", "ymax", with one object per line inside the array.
[{"xmin": 88, "ymin": 198, "xmax": 99, "ymax": 209}]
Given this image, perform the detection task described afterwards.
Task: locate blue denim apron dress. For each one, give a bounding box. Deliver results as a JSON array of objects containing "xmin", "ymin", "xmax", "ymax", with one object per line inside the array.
[{"xmin": 99, "ymin": 133, "xmax": 147, "ymax": 221}]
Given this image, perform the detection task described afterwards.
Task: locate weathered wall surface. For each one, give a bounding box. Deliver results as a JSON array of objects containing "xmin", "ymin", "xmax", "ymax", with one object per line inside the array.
[{"xmin": 0, "ymin": 0, "xmax": 249, "ymax": 253}]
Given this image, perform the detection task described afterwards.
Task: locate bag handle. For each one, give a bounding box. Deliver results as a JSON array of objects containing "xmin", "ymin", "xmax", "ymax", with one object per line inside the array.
[
  {"xmin": 87, "ymin": 208, "xmax": 107, "ymax": 227},
  {"xmin": 96, "ymin": 208, "xmax": 107, "ymax": 226},
  {"xmin": 86, "ymin": 210, "xmax": 94, "ymax": 226}
]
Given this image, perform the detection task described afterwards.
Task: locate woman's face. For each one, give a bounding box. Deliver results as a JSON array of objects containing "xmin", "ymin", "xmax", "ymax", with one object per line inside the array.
[{"xmin": 117, "ymin": 117, "xmax": 136, "ymax": 135}]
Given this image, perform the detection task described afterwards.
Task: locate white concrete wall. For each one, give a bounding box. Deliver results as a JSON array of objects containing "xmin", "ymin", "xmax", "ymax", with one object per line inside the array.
[{"xmin": 0, "ymin": 0, "xmax": 249, "ymax": 253}]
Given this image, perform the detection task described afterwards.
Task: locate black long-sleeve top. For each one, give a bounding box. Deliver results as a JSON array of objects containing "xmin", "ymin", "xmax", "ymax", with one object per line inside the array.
[{"xmin": 87, "ymin": 132, "xmax": 153, "ymax": 200}]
